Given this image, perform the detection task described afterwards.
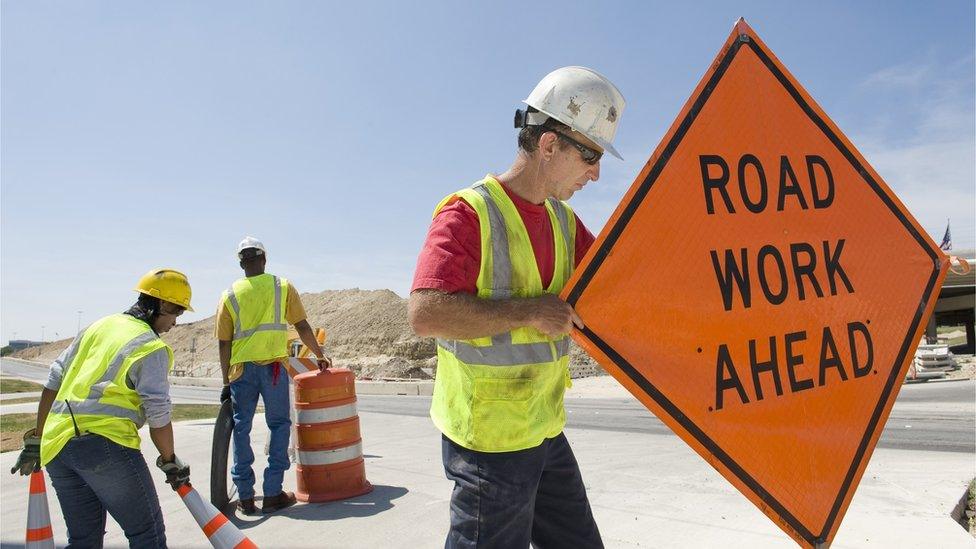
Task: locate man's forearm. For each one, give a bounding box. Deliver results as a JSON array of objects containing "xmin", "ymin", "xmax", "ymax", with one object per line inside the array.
[
  {"xmin": 295, "ymin": 321, "xmax": 324, "ymax": 358},
  {"xmin": 149, "ymin": 422, "xmax": 175, "ymax": 460},
  {"xmin": 409, "ymin": 290, "xmax": 535, "ymax": 340},
  {"xmin": 218, "ymin": 341, "xmax": 232, "ymax": 384},
  {"xmin": 34, "ymin": 388, "xmax": 58, "ymax": 435}
]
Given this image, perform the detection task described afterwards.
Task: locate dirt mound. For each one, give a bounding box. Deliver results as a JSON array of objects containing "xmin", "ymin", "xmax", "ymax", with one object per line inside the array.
[
  {"xmin": 12, "ymin": 339, "xmax": 72, "ymax": 364},
  {"xmin": 14, "ymin": 288, "xmax": 604, "ymax": 380}
]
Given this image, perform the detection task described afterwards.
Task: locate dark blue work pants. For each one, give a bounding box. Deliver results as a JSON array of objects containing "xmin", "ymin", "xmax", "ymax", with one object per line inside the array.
[
  {"xmin": 230, "ymin": 361, "xmax": 291, "ymax": 500},
  {"xmin": 442, "ymin": 432, "xmax": 603, "ymax": 549}
]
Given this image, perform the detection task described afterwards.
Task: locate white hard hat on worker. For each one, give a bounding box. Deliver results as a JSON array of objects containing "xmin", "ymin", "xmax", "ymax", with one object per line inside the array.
[
  {"xmin": 516, "ymin": 66, "xmax": 626, "ymax": 161},
  {"xmin": 237, "ymin": 236, "xmax": 266, "ymax": 259}
]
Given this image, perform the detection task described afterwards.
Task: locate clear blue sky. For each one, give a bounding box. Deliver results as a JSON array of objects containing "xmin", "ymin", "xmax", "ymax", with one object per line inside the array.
[{"xmin": 3, "ymin": 1, "xmax": 974, "ymax": 344}]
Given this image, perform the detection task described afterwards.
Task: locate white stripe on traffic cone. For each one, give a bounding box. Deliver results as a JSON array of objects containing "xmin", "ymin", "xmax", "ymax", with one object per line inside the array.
[
  {"xmin": 26, "ymin": 470, "xmax": 55, "ymax": 549},
  {"xmin": 177, "ymin": 483, "xmax": 257, "ymax": 549}
]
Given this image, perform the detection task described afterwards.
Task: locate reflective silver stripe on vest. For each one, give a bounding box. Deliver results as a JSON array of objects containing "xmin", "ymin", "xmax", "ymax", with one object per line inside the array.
[
  {"xmin": 273, "ymin": 275, "xmax": 283, "ymax": 324},
  {"xmin": 57, "ymin": 327, "xmax": 89, "ymax": 378},
  {"xmin": 227, "ymin": 276, "xmax": 288, "ymax": 340},
  {"xmin": 50, "ymin": 399, "xmax": 144, "ymax": 425},
  {"xmin": 440, "ymin": 184, "xmax": 574, "ymax": 368},
  {"xmin": 296, "ymin": 402, "xmax": 358, "ymax": 424},
  {"xmin": 297, "ymin": 442, "xmax": 363, "ymax": 466},
  {"xmin": 234, "ymin": 323, "xmax": 289, "ymax": 339},
  {"xmin": 473, "ymin": 183, "xmax": 513, "ymax": 299},
  {"xmin": 437, "ymin": 336, "xmax": 569, "ymax": 367},
  {"xmin": 554, "ymin": 337, "xmax": 570, "ymax": 358},
  {"xmin": 86, "ymin": 331, "xmax": 159, "ymax": 402},
  {"xmin": 226, "ymin": 288, "xmax": 243, "ymax": 336},
  {"xmin": 547, "ymin": 198, "xmax": 573, "ymax": 282}
]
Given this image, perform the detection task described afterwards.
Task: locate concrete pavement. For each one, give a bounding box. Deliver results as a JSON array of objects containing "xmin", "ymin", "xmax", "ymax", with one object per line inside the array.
[
  {"xmin": 1, "ymin": 359, "xmax": 972, "ymax": 547},
  {"xmin": 1, "ymin": 404, "xmax": 972, "ymax": 548}
]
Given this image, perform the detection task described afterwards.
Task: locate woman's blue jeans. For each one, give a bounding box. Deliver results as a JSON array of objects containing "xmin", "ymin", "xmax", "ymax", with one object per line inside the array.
[{"xmin": 46, "ymin": 433, "xmax": 166, "ymax": 548}]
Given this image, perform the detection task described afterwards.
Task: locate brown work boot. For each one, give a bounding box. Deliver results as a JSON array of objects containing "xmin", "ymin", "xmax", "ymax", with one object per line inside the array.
[
  {"xmin": 238, "ymin": 497, "xmax": 257, "ymax": 515},
  {"xmin": 261, "ymin": 491, "xmax": 297, "ymax": 514}
]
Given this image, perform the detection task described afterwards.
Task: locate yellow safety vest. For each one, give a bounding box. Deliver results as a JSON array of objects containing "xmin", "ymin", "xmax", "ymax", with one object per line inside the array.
[
  {"xmin": 223, "ymin": 274, "xmax": 290, "ymax": 365},
  {"xmin": 430, "ymin": 176, "xmax": 577, "ymax": 452},
  {"xmin": 41, "ymin": 314, "xmax": 172, "ymax": 465}
]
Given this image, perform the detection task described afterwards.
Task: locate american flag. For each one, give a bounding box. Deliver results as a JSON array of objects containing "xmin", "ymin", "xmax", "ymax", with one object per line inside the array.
[{"xmin": 939, "ymin": 220, "xmax": 951, "ymax": 251}]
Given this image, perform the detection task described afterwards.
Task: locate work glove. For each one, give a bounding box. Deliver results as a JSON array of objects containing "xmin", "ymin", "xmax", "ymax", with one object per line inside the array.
[
  {"xmin": 220, "ymin": 384, "xmax": 231, "ymax": 403},
  {"xmin": 156, "ymin": 455, "xmax": 190, "ymax": 490},
  {"xmin": 9, "ymin": 428, "xmax": 41, "ymax": 476}
]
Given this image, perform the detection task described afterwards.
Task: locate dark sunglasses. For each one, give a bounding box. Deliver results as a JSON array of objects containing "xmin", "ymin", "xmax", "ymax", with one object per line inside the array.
[
  {"xmin": 549, "ymin": 130, "xmax": 602, "ymax": 165},
  {"xmin": 159, "ymin": 304, "xmax": 185, "ymax": 317}
]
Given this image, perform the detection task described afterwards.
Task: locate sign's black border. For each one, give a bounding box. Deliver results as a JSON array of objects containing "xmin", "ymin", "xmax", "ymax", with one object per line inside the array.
[{"xmin": 565, "ymin": 35, "xmax": 942, "ymax": 546}]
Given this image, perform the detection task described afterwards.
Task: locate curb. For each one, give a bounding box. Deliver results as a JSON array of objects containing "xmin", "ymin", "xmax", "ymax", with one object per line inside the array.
[
  {"xmin": 5, "ymin": 358, "xmax": 435, "ymax": 397},
  {"xmin": 169, "ymin": 375, "xmax": 434, "ymax": 396}
]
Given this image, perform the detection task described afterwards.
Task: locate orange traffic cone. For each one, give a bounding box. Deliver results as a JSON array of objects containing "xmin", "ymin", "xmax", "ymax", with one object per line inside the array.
[
  {"xmin": 177, "ymin": 483, "xmax": 257, "ymax": 549},
  {"xmin": 26, "ymin": 470, "xmax": 55, "ymax": 549}
]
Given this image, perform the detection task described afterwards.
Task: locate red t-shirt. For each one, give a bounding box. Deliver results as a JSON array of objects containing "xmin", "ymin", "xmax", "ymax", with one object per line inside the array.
[{"xmin": 412, "ymin": 183, "xmax": 596, "ymax": 294}]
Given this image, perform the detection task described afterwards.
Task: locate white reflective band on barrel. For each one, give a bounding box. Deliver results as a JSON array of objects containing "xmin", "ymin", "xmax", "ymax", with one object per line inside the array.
[
  {"xmin": 298, "ymin": 441, "xmax": 363, "ymax": 466},
  {"xmin": 296, "ymin": 402, "xmax": 358, "ymax": 424},
  {"xmin": 227, "ymin": 276, "xmax": 288, "ymax": 340}
]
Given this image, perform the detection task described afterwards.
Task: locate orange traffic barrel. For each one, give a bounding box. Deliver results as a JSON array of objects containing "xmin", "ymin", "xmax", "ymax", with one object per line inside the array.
[{"xmin": 293, "ymin": 368, "xmax": 373, "ymax": 502}]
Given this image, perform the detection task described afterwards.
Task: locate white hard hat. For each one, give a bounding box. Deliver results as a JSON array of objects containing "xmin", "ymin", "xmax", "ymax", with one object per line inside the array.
[
  {"xmin": 519, "ymin": 66, "xmax": 626, "ymax": 160},
  {"xmin": 237, "ymin": 236, "xmax": 266, "ymax": 259}
]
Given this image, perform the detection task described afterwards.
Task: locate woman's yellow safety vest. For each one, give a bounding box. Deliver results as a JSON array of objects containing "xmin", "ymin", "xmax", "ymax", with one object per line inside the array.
[
  {"xmin": 41, "ymin": 314, "xmax": 172, "ymax": 465},
  {"xmin": 222, "ymin": 274, "xmax": 290, "ymax": 365},
  {"xmin": 430, "ymin": 176, "xmax": 577, "ymax": 452}
]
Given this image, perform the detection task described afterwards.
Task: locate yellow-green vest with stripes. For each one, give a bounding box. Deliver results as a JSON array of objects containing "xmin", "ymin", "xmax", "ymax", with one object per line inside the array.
[
  {"xmin": 40, "ymin": 313, "xmax": 172, "ymax": 465},
  {"xmin": 222, "ymin": 274, "xmax": 290, "ymax": 365},
  {"xmin": 430, "ymin": 176, "xmax": 577, "ymax": 452}
]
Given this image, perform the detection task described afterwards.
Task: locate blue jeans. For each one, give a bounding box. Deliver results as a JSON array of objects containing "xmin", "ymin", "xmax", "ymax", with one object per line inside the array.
[
  {"xmin": 46, "ymin": 433, "xmax": 166, "ymax": 548},
  {"xmin": 230, "ymin": 361, "xmax": 291, "ymax": 500},
  {"xmin": 442, "ymin": 433, "xmax": 603, "ymax": 549}
]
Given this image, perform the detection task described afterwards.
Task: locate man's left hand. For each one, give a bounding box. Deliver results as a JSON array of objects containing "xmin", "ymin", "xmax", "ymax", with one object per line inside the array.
[
  {"xmin": 156, "ymin": 455, "xmax": 190, "ymax": 490},
  {"xmin": 9, "ymin": 429, "xmax": 41, "ymax": 476}
]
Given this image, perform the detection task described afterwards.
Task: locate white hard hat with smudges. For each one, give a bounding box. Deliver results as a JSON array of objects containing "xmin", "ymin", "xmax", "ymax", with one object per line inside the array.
[{"xmin": 520, "ymin": 66, "xmax": 626, "ymax": 160}]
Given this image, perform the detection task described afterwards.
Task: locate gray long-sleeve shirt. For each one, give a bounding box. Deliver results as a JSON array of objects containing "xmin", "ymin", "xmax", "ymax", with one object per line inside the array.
[{"xmin": 45, "ymin": 335, "xmax": 173, "ymax": 429}]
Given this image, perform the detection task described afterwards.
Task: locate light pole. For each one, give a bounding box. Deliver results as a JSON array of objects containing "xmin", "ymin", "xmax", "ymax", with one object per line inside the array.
[
  {"xmin": 77, "ymin": 311, "xmax": 83, "ymax": 334},
  {"xmin": 41, "ymin": 326, "xmax": 45, "ymax": 343}
]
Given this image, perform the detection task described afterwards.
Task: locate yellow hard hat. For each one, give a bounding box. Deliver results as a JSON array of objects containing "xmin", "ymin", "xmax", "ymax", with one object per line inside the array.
[{"xmin": 134, "ymin": 269, "xmax": 194, "ymax": 311}]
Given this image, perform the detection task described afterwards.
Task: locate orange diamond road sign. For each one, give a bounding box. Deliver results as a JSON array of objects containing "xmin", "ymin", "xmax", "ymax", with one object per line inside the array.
[{"xmin": 562, "ymin": 18, "xmax": 950, "ymax": 548}]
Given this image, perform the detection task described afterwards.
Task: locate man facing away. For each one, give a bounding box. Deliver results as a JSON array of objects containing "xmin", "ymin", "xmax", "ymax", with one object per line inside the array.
[
  {"xmin": 11, "ymin": 269, "xmax": 194, "ymax": 548},
  {"xmin": 409, "ymin": 66, "xmax": 626, "ymax": 548},
  {"xmin": 216, "ymin": 236, "xmax": 330, "ymax": 515}
]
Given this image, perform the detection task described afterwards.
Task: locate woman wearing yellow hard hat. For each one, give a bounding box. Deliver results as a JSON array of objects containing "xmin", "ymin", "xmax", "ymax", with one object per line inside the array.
[{"xmin": 10, "ymin": 268, "xmax": 193, "ymax": 548}]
